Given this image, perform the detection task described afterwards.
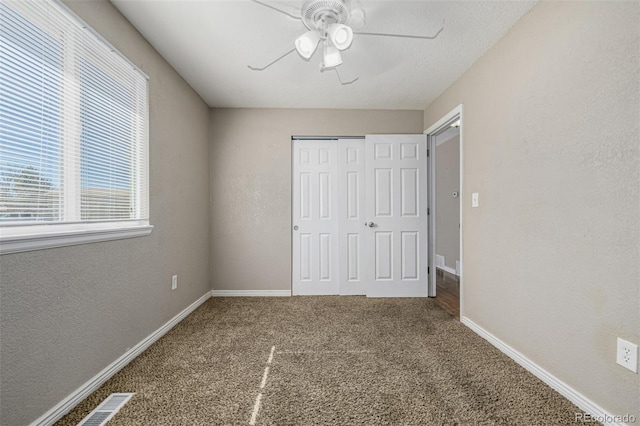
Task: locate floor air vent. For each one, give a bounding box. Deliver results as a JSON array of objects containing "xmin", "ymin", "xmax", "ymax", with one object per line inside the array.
[{"xmin": 77, "ymin": 393, "xmax": 134, "ymax": 426}]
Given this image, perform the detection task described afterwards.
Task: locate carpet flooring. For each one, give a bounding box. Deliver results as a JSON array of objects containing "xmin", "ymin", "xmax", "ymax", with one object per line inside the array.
[{"xmin": 56, "ymin": 297, "xmax": 587, "ymax": 425}]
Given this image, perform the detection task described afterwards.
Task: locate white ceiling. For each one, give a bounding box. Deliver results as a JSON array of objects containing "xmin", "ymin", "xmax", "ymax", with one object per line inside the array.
[{"xmin": 111, "ymin": 0, "xmax": 536, "ymax": 110}]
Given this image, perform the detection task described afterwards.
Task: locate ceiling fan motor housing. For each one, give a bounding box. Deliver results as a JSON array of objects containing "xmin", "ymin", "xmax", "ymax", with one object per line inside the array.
[{"xmin": 301, "ymin": 0, "xmax": 351, "ymax": 30}]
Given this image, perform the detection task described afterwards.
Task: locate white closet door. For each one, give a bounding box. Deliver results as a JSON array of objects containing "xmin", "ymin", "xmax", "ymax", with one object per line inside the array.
[
  {"xmin": 364, "ymin": 135, "xmax": 428, "ymax": 297},
  {"xmin": 292, "ymin": 140, "xmax": 339, "ymax": 295},
  {"xmin": 338, "ymin": 139, "xmax": 367, "ymax": 295}
]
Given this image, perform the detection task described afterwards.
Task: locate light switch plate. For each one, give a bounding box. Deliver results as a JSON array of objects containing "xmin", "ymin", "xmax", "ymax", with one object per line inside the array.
[
  {"xmin": 472, "ymin": 192, "xmax": 479, "ymax": 208},
  {"xmin": 171, "ymin": 275, "xmax": 178, "ymax": 291}
]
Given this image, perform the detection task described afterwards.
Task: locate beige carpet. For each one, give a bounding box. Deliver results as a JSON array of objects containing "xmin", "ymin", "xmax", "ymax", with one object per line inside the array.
[{"xmin": 56, "ymin": 297, "xmax": 588, "ymax": 425}]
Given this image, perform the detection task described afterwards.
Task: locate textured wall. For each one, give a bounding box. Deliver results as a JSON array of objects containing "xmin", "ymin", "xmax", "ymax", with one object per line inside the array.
[
  {"xmin": 209, "ymin": 108, "xmax": 423, "ymax": 291},
  {"xmin": 0, "ymin": 1, "xmax": 211, "ymax": 425},
  {"xmin": 424, "ymin": 1, "xmax": 639, "ymax": 418},
  {"xmin": 435, "ymin": 135, "xmax": 460, "ymax": 270}
]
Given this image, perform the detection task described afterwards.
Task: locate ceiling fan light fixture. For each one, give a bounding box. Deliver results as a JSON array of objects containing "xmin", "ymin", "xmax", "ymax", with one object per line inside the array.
[
  {"xmin": 327, "ymin": 23, "xmax": 353, "ymax": 50},
  {"xmin": 322, "ymin": 42, "xmax": 343, "ymax": 68},
  {"xmin": 295, "ymin": 30, "xmax": 321, "ymax": 59},
  {"xmin": 301, "ymin": 0, "xmax": 350, "ymax": 30}
]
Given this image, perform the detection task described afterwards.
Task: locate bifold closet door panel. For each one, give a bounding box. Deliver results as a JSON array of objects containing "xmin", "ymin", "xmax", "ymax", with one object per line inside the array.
[
  {"xmin": 364, "ymin": 134, "xmax": 428, "ymax": 298},
  {"xmin": 292, "ymin": 140, "xmax": 339, "ymax": 295}
]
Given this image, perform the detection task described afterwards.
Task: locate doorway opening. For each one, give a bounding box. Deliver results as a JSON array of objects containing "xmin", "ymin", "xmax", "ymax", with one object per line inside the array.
[{"xmin": 426, "ymin": 106, "xmax": 463, "ymax": 317}]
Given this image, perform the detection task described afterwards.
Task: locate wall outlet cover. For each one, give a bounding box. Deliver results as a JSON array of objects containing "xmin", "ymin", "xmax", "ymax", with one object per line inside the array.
[{"xmin": 616, "ymin": 338, "xmax": 638, "ymax": 373}]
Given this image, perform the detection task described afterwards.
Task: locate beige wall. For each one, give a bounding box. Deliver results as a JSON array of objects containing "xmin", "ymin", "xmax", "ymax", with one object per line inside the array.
[
  {"xmin": 0, "ymin": 1, "xmax": 211, "ymax": 425},
  {"xmin": 424, "ymin": 1, "xmax": 639, "ymax": 418},
  {"xmin": 209, "ymin": 108, "xmax": 423, "ymax": 291},
  {"xmin": 435, "ymin": 135, "xmax": 460, "ymax": 270}
]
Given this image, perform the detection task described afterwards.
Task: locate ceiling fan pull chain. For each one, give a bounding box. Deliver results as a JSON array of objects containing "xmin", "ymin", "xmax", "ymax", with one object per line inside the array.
[{"xmin": 247, "ymin": 48, "xmax": 297, "ymax": 71}]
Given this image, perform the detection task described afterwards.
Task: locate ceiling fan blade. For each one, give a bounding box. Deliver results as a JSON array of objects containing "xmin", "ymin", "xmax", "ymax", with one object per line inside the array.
[
  {"xmin": 354, "ymin": 20, "xmax": 445, "ymax": 40},
  {"xmin": 333, "ymin": 68, "xmax": 359, "ymax": 86},
  {"xmin": 248, "ymin": 48, "xmax": 297, "ymax": 71},
  {"xmin": 249, "ymin": 0, "xmax": 301, "ymax": 20}
]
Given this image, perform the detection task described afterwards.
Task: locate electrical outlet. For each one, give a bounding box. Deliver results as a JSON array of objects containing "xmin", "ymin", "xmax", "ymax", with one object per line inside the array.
[
  {"xmin": 171, "ymin": 275, "xmax": 178, "ymax": 291},
  {"xmin": 616, "ymin": 338, "xmax": 638, "ymax": 373}
]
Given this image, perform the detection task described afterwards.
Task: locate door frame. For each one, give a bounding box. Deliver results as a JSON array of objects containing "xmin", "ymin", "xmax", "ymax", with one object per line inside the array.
[{"xmin": 424, "ymin": 105, "xmax": 464, "ymax": 316}]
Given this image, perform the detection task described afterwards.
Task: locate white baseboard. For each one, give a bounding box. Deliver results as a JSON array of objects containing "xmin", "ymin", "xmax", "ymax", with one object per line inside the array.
[
  {"xmin": 436, "ymin": 265, "xmax": 459, "ymax": 277},
  {"xmin": 30, "ymin": 291, "xmax": 211, "ymax": 426},
  {"xmin": 211, "ymin": 289, "xmax": 292, "ymax": 297},
  {"xmin": 435, "ymin": 254, "xmax": 460, "ymax": 276},
  {"xmin": 461, "ymin": 316, "xmax": 627, "ymax": 426}
]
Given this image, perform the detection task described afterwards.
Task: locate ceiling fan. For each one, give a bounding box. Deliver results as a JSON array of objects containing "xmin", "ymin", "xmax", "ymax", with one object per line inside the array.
[{"xmin": 248, "ymin": 0, "xmax": 445, "ymax": 85}]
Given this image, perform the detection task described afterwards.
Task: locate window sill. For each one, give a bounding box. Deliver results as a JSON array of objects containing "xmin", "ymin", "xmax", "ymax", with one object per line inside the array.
[{"xmin": 0, "ymin": 222, "xmax": 154, "ymax": 255}]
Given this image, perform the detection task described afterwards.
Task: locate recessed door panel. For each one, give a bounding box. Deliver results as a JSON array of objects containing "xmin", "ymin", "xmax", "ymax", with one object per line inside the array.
[
  {"xmin": 300, "ymin": 233, "xmax": 311, "ymax": 281},
  {"xmin": 347, "ymin": 233, "xmax": 359, "ymax": 281},
  {"xmin": 347, "ymin": 147, "xmax": 359, "ymax": 164},
  {"xmin": 300, "ymin": 149, "xmax": 310, "ymax": 164},
  {"xmin": 375, "ymin": 169, "xmax": 392, "ymax": 217},
  {"xmin": 319, "ymin": 173, "xmax": 331, "ymax": 219},
  {"xmin": 375, "ymin": 143, "xmax": 392, "ymax": 160},
  {"xmin": 300, "ymin": 173, "xmax": 311, "ymax": 219},
  {"xmin": 401, "ymin": 143, "xmax": 418, "ymax": 160},
  {"xmin": 319, "ymin": 148, "xmax": 330, "ymax": 164},
  {"xmin": 375, "ymin": 232, "xmax": 393, "ymax": 280},
  {"xmin": 401, "ymin": 168, "xmax": 418, "ymax": 217},
  {"xmin": 401, "ymin": 231, "xmax": 419, "ymax": 280},
  {"xmin": 319, "ymin": 233, "xmax": 331, "ymax": 280},
  {"xmin": 347, "ymin": 172, "xmax": 359, "ymax": 219}
]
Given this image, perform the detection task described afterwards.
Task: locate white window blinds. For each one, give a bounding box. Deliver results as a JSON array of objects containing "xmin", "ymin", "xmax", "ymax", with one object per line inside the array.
[{"xmin": 0, "ymin": 0, "xmax": 148, "ymax": 227}]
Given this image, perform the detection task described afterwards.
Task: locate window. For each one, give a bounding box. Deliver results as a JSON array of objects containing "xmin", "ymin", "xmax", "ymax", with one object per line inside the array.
[{"xmin": 0, "ymin": 0, "xmax": 151, "ymax": 254}]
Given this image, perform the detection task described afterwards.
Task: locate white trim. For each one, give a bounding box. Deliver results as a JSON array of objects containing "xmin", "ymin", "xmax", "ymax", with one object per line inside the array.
[
  {"xmin": 436, "ymin": 265, "xmax": 458, "ymax": 277},
  {"xmin": 52, "ymin": 0, "xmax": 149, "ymax": 80},
  {"xmin": 461, "ymin": 316, "xmax": 627, "ymax": 426},
  {"xmin": 435, "ymin": 129, "xmax": 460, "ymax": 147},
  {"xmin": 0, "ymin": 223, "xmax": 153, "ymax": 255},
  {"xmin": 424, "ymin": 105, "xmax": 464, "ymax": 135},
  {"xmin": 211, "ymin": 290, "xmax": 292, "ymax": 297},
  {"xmin": 29, "ymin": 291, "xmax": 211, "ymax": 426},
  {"xmin": 427, "ymin": 134, "xmax": 437, "ymax": 297}
]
